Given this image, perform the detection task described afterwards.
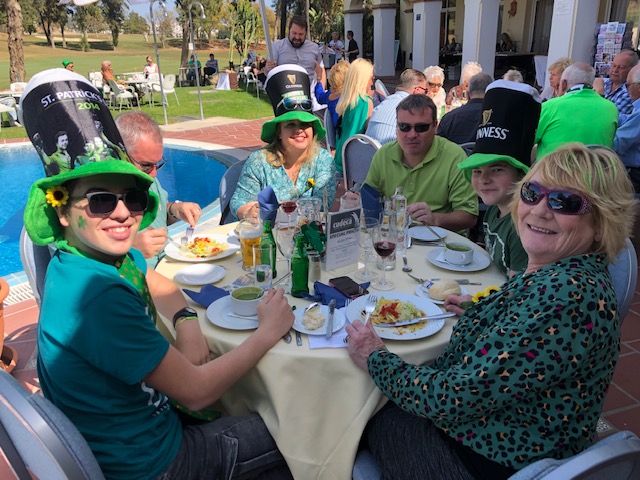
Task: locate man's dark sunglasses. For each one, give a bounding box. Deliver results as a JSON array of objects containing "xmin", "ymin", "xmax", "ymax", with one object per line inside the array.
[
  {"xmin": 71, "ymin": 191, "xmax": 149, "ymax": 216},
  {"xmin": 397, "ymin": 122, "xmax": 433, "ymax": 133},
  {"xmin": 130, "ymin": 156, "xmax": 167, "ymax": 174},
  {"xmin": 520, "ymin": 182, "xmax": 594, "ymax": 215}
]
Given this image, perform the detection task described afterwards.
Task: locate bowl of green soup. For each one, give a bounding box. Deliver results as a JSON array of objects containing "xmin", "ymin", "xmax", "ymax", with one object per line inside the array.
[
  {"xmin": 231, "ymin": 286, "xmax": 265, "ymax": 316},
  {"xmin": 443, "ymin": 242, "xmax": 474, "ymax": 266}
]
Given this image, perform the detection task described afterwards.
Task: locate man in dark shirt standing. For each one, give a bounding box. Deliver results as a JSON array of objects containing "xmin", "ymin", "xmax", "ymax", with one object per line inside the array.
[
  {"xmin": 438, "ymin": 72, "xmax": 493, "ymax": 144},
  {"xmin": 346, "ymin": 30, "xmax": 359, "ymax": 62}
]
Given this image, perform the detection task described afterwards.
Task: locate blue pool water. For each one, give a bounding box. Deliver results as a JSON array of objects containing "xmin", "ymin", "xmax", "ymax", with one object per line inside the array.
[{"xmin": 0, "ymin": 144, "xmax": 228, "ymax": 277}]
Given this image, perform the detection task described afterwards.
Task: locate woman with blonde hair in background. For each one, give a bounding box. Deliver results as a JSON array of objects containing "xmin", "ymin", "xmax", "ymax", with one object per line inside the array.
[
  {"xmin": 446, "ymin": 61, "xmax": 482, "ymax": 105},
  {"xmin": 423, "ymin": 65, "xmax": 447, "ymax": 114},
  {"xmin": 334, "ymin": 58, "xmax": 375, "ymax": 173},
  {"xmin": 541, "ymin": 57, "xmax": 574, "ymax": 101}
]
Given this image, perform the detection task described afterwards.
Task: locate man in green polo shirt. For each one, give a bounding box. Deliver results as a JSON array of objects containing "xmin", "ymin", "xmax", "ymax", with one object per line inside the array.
[{"xmin": 364, "ymin": 94, "xmax": 478, "ymax": 231}]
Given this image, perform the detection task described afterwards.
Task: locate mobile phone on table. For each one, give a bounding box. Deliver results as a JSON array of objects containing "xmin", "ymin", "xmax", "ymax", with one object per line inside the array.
[{"xmin": 329, "ymin": 276, "xmax": 368, "ymax": 299}]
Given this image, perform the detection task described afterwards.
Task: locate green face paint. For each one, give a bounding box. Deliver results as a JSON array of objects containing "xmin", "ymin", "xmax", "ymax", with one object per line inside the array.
[{"xmin": 77, "ymin": 216, "xmax": 87, "ymax": 229}]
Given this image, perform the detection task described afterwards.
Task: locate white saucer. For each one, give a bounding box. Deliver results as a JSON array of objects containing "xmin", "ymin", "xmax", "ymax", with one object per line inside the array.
[
  {"xmin": 292, "ymin": 305, "xmax": 346, "ymax": 335},
  {"xmin": 414, "ymin": 284, "xmax": 469, "ymax": 305},
  {"xmin": 174, "ymin": 264, "xmax": 226, "ymax": 285},
  {"xmin": 426, "ymin": 248, "xmax": 491, "ymax": 272},
  {"xmin": 408, "ymin": 226, "xmax": 448, "ymax": 242},
  {"xmin": 206, "ymin": 296, "xmax": 259, "ymax": 330}
]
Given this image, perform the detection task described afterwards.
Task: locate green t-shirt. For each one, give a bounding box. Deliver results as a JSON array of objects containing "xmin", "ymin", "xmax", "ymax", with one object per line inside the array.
[
  {"xmin": 37, "ymin": 249, "xmax": 181, "ymax": 480},
  {"xmin": 335, "ymin": 95, "xmax": 371, "ymax": 173},
  {"xmin": 365, "ymin": 136, "xmax": 478, "ymax": 215},
  {"xmin": 483, "ymin": 205, "xmax": 528, "ymax": 275}
]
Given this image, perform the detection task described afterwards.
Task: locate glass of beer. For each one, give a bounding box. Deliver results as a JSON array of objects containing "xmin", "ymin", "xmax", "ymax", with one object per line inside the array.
[{"xmin": 239, "ymin": 218, "xmax": 262, "ymax": 271}]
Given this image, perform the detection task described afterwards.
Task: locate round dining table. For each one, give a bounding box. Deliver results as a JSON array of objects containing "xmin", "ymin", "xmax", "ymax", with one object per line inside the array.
[{"xmin": 156, "ymin": 221, "xmax": 507, "ymax": 480}]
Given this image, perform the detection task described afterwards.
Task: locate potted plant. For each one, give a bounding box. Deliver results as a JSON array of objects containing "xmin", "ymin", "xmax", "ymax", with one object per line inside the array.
[{"xmin": 0, "ymin": 279, "xmax": 18, "ymax": 374}]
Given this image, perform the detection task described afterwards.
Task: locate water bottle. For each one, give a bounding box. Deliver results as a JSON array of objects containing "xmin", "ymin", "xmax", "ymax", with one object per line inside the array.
[
  {"xmin": 392, "ymin": 186, "xmax": 407, "ymax": 256},
  {"xmin": 260, "ymin": 219, "xmax": 277, "ymax": 279},
  {"xmin": 291, "ymin": 233, "xmax": 309, "ymax": 297},
  {"xmin": 376, "ymin": 199, "xmax": 396, "ymax": 271}
]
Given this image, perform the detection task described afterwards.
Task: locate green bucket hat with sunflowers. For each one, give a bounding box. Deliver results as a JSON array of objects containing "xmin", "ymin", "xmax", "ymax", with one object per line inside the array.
[{"xmin": 24, "ymin": 160, "xmax": 159, "ymax": 246}]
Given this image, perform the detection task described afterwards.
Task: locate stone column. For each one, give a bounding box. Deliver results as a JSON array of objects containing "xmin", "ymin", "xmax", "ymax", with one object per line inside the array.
[
  {"xmin": 410, "ymin": 0, "xmax": 441, "ymax": 71},
  {"xmin": 373, "ymin": 3, "xmax": 397, "ymax": 76},
  {"xmin": 344, "ymin": 11, "xmax": 364, "ymax": 60},
  {"xmin": 461, "ymin": 0, "xmax": 500, "ymax": 78},
  {"xmin": 544, "ymin": 0, "xmax": 599, "ymax": 88}
]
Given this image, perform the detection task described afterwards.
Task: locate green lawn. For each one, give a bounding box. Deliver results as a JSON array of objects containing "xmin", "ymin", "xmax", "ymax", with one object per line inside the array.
[{"xmin": 0, "ymin": 32, "xmax": 272, "ymax": 138}]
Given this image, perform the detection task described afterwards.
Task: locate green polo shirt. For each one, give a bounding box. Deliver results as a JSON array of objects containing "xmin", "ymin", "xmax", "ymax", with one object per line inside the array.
[{"xmin": 364, "ymin": 136, "xmax": 478, "ymax": 216}]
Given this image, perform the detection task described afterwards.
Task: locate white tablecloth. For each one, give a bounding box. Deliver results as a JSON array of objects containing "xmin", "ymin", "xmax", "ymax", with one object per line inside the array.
[
  {"xmin": 156, "ymin": 223, "xmax": 507, "ymax": 480},
  {"xmin": 217, "ymin": 73, "xmax": 230, "ymax": 91}
]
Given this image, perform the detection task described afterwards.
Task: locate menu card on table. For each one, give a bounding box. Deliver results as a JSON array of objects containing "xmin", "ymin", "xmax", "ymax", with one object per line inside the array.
[{"xmin": 325, "ymin": 208, "xmax": 360, "ymax": 271}]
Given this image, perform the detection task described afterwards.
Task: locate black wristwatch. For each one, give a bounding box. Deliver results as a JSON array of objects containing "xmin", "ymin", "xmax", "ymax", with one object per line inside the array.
[{"xmin": 172, "ymin": 307, "xmax": 198, "ymax": 326}]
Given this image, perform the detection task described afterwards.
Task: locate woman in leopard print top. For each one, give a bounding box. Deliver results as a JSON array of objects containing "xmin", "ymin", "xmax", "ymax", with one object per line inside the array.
[{"xmin": 345, "ymin": 144, "xmax": 637, "ymax": 480}]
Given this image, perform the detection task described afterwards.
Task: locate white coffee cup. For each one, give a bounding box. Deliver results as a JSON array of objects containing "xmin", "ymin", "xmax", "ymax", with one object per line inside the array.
[{"xmin": 443, "ymin": 243, "xmax": 474, "ymax": 266}]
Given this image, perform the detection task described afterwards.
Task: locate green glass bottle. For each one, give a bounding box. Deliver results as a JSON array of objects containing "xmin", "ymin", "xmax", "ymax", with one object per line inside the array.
[
  {"xmin": 260, "ymin": 219, "xmax": 277, "ymax": 279},
  {"xmin": 291, "ymin": 233, "xmax": 309, "ymax": 297}
]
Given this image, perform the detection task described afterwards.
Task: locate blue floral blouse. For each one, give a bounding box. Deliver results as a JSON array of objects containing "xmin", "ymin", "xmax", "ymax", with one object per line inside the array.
[{"xmin": 230, "ymin": 147, "xmax": 337, "ymax": 218}]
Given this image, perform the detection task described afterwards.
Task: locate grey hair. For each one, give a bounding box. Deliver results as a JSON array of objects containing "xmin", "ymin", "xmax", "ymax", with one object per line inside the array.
[
  {"xmin": 115, "ymin": 112, "xmax": 163, "ymax": 151},
  {"xmin": 630, "ymin": 65, "xmax": 640, "ymax": 84},
  {"xmin": 502, "ymin": 69, "xmax": 524, "ymax": 82},
  {"xmin": 423, "ymin": 65, "xmax": 445, "ymax": 83},
  {"xmin": 561, "ymin": 63, "xmax": 595, "ymax": 87},
  {"xmin": 468, "ymin": 72, "xmax": 494, "ymax": 95},
  {"xmin": 460, "ymin": 61, "xmax": 483, "ymax": 85}
]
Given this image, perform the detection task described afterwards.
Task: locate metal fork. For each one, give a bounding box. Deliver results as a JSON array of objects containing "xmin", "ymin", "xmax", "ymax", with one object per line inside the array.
[
  {"xmin": 221, "ymin": 275, "xmax": 251, "ymax": 291},
  {"xmin": 363, "ymin": 294, "xmax": 378, "ymax": 325}
]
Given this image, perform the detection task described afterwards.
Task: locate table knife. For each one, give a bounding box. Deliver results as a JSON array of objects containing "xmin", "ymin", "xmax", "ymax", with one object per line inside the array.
[
  {"xmin": 429, "ymin": 278, "xmax": 482, "ymax": 285},
  {"xmin": 326, "ymin": 299, "xmax": 336, "ymax": 339},
  {"xmin": 376, "ymin": 312, "xmax": 456, "ymax": 328}
]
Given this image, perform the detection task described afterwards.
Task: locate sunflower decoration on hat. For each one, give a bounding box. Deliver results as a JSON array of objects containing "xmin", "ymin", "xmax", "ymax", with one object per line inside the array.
[
  {"xmin": 261, "ymin": 64, "xmax": 326, "ymax": 144},
  {"xmin": 458, "ymin": 79, "xmax": 542, "ymax": 179}
]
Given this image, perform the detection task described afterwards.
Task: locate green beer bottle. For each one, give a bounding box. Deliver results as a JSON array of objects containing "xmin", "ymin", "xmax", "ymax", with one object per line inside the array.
[
  {"xmin": 260, "ymin": 220, "xmax": 277, "ymax": 279},
  {"xmin": 291, "ymin": 233, "xmax": 309, "ymax": 297}
]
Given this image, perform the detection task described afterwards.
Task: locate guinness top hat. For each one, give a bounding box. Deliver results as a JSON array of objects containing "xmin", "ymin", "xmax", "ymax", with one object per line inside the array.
[
  {"xmin": 458, "ymin": 79, "xmax": 541, "ymax": 180},
  {"xmin": 261, "ymin": 64, "xmax": 325, "ymax": 143},
  {"xmin": 19, "ymin": 68, "xmax": 130, "ymax": 177}
]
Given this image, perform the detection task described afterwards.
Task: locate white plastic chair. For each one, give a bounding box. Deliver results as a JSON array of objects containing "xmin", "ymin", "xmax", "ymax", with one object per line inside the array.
[
  {"xmin": 19, "ymin": 227, "xmax": 53, "ymax": 307},
  {"xmin": 323, "ymin": 108, "xmax": 336, "ymax": 152},
  {"xmin": 341, "ymin": 134, "xmax": 382, "ymax": 190},
  {"xmin": 0, "ymin": 369, "xmax": 106, "ymax": 479},
  {"xmin": 108, "ymin": 79, "xmax": 138, "ymax": 111},
  {"xmin": 608, "ymin": 237, "xmax": 638, "ymax": 323},
  {"xmin": 245, "ymin": 71, "xmax": 260, "ymax": 98},
  {"xmin": 9, "ymin": 82, "xmax": 27, "ymax": 93},
  {"xmin": 0, "ymin": 100, "xmax": 16, "ymax": 132},
  {"xmin": 375, "ymin": 79, "xmax": 390, "ymax": 97},
  {"xmin": 219, "ymin": 159, "xmax": 247, "ymax": 225},
  {"xmin": 508, "ymin": 430, "xmax": 640, "ymax": 480},
  {"xmin": 151, "ymin": 74, "xmax": 179, "ymax": 107}
]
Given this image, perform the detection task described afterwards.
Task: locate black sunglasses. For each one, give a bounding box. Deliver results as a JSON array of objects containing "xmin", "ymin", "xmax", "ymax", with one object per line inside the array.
[
  {"xmin": 71, "ymin": 191, "xmax": 149, "ymax": 216},
  {"xmin": 129, "ymin": 156, "xmax": 167, "ymax": 174},
  {"xmin": 520, "ymin": 182, "xmax": 594, "ymax": 215},
  {"xmin": 276, "ymin": 97, "xmax": 313, "ymax": 112},
  {"xmin": 397, "ymin": 122, "xmax": 433, "ymax": 133}
]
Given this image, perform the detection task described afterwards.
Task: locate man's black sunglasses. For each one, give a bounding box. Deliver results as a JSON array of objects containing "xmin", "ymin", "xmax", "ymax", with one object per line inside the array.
[{"xmin": 397, "ymin": 122, "xmax": 433, "ymax": 133}]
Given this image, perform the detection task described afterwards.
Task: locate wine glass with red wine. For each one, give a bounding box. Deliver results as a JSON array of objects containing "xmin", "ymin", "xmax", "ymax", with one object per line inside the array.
[
  {"xmin": 371, "ymin": 221, "xmax": 397, "ymax": 291},
  {"xmin": 280, "ymin": 200, "xmax": 297, "ymax": 227}
]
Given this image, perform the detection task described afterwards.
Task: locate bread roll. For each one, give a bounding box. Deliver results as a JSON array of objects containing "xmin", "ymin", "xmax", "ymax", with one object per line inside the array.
[{"xmin": 429, "ymin": 280, "xmax": 461, "ymax": 301}]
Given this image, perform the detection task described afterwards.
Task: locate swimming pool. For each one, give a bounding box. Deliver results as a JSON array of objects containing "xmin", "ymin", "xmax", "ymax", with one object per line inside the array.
[{"xmin": 0, "ymin": 143, "xmax": 230, "ymax": 278}]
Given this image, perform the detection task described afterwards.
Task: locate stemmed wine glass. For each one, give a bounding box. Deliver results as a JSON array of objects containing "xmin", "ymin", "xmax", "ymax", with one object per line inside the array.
[
  {"xmin": 280, "ymin": 200, "xmax": 297, "ymax": 227},
  {"xmin": 354, "ymin": 217, "xmax": 379, "ymax": 281},
  {"xmin": 275, "ymin": 223, "xmax": 299, "ymax": 293},
  {"xmin": 371, "ymin": 221, "xmax": 397, "ymax": 291}
]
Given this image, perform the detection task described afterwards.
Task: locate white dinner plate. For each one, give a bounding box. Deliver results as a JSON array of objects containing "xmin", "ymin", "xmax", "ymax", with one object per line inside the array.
[
  {"xmin": 408, "ymin": 226, "xmax": 448, "ymax": 242},
  {"xmin": 293, "ymin": 305, "xmax": 347, "ymax": 335},
  {"xmin": 174, "ymin": 264, "xmax": 226, "ymax": 286},
  {"xmin": 345, "ymin": 292, "xmax": 445, "ymax": 341},
  {"xmin": 165, "ymin": 234, "xmax": 240, "ymax": 263},
  {"xmin": 415, "ymin": 284, "xmax": 469, "ymax": 305},
  {"xmin": 206, "ymin": 296, "xmax": 259, "ymax": 330},
  {"xmin": 427, "ymin": 247, "xmax": 491, "ymax": 272}
]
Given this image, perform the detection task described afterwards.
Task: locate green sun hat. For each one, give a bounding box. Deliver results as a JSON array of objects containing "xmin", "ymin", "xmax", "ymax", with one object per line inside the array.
[
  {"xmin": 458, "ymin": 153, "xmax": 530, "ymax": 182},
  {"xmin": 61, "ymin": 59, "xmax": 73, "ymax": 68},
  {"xmin": 24, "ymin": 160, "xmax": 159, "ymax": 246},
  {"xmin": 260, "ymin": 111, "xmax": 326, "ymax": 144}
]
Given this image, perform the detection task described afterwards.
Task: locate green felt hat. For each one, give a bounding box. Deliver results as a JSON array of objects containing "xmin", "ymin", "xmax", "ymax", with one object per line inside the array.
[
  {"xmin": 62, "ymin": 60, "xmax": 73, "ymax": 68},
  {"xmin": 260, "ymin": 111, "xmax": 326, "ymax": 144},
  {"xmin": 24, "ymin": 160, "xmax": 159, "ymax": 246},
  {"xmin": 457, "ymin": 153, "xmax": 530, "ymax": 182}
]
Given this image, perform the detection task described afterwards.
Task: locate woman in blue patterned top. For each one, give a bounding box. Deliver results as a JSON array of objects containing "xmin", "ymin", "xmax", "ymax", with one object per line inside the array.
[
  {"xmin": 344, "ymin": 144, "xmax": 636, "ymax": 479},
  {"xmin": 231, "ymin": 110, "xmax": 337, "ymax": 221}
]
